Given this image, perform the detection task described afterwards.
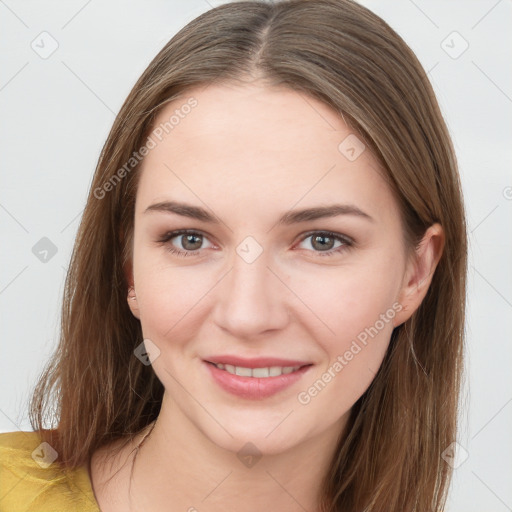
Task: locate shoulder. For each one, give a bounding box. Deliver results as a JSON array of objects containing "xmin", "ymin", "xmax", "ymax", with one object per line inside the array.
[{"xmin": 0, "ymin": 430, "xmax": 100, "ymax": 512}]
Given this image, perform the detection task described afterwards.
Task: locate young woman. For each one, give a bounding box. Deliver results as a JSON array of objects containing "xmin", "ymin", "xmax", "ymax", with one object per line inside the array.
[{"xmin": 0, "ymin": 0, "xmax": 467, "ymax": 511}]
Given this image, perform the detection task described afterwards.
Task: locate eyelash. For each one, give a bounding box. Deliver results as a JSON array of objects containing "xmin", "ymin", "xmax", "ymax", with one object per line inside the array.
[{"xmin": 156, "ymin": 229, "xmax": 354, "ymax": 258}]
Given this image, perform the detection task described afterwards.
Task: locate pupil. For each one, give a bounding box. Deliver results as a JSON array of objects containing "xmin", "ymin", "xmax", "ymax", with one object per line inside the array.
[
  {"xmin": 183, "ymin": 234, "xmax": 201, "ymax": 250},
  {"xmin": 313, "ymin": 235, "xmax": 333, "ymax": 251}
]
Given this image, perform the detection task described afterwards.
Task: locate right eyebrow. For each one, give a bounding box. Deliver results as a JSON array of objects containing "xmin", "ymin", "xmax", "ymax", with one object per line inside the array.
[{"xmin": 144, "ymin": 201, "xmax": 220, "ymax": 223}]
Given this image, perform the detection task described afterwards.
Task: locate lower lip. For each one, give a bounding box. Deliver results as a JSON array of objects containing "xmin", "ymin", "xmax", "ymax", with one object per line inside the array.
[{"xmin": 204, "ymin": 361, "xmax": 312, "ymax": 400}]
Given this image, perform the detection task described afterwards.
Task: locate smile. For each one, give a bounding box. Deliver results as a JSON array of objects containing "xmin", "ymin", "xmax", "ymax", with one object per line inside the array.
[
  {"xmin": 211, "ymin": 363, "xmax": 303, "ymax": 378},
  {"xmin": 204, "ymin": 360, "xmax": 313, "ymax": 400}
]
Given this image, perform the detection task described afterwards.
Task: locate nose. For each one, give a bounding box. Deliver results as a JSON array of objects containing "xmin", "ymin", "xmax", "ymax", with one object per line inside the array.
[{"xmin": 212, "ymin": 246, "xmax": 290, "ymax": 339}]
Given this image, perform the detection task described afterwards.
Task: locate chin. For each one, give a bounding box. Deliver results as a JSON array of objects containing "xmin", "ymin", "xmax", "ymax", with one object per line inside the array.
[
  {"xmin": 198, "ymin": 413, "xmax": 311, "ymax": 457},
  {"xmin": 213, "ymin": 430, "xmax": 300, "ymax": 458}
]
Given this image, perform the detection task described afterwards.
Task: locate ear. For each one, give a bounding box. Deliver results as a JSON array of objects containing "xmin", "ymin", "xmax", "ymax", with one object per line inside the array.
[
  {"xmin": 393, "ymin": 223, "xmax": 445, "ymax": 327},
  {"xmin": 124, "ymin": 261, "xmax": 140, "ymax": 320}
]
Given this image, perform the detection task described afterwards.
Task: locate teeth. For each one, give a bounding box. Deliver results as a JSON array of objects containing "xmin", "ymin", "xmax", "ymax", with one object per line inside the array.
[
  {"xmin": 252, "ymin": 367, "xmax": 269, "ymax": 378},
  {"xmin": 214, "ymin": 363, "xmax": 302, "ymax": 378},
  {"xmin": 269, "ymin": 366, "xmax": 282, "ymax": 377},
  {"xmin": 235, "ymin": 366, "xmax": 252, "ymax": 377}
]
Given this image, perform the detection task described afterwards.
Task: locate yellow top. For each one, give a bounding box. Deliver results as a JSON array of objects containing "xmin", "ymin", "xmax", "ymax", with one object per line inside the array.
[{"xmin": 0, "ymin": 430, "xmax": 100, "ymax": 512}]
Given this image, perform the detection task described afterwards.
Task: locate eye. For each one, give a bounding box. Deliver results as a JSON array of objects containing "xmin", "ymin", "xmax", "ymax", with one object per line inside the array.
[
  {"xmin": 156, "ymin": 229, "xmax": 353, "ymax": 258},
  {"xmin": 157, "ymin": 229, "xmax": 213, "ymax": 257},
  {"xmin": 296, "ymin": 231, "xmax": 353, "ymax": 257}
]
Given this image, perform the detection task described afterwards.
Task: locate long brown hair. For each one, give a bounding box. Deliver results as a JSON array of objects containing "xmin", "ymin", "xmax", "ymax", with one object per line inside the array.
[{"xmin": 28, "ymin": 1, "xmax": 467, "ymax": 510}]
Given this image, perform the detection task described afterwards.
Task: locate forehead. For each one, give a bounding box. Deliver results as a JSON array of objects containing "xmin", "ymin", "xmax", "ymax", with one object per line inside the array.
[
  {"xmin": 136, "ymin": 82, "xmax": 398, "ymax": 224},
  {"xmin": 146, "ymin": 82, "xmax": 356, "ymax": 165}
]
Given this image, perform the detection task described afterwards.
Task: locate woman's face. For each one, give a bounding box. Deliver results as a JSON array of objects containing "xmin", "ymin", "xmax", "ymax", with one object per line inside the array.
[{"xmin": 129, "ymin": 82, "xmax": 413, "ymax": 454}]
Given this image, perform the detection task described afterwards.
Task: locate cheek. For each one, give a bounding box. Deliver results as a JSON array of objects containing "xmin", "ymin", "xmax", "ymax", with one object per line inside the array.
[
  {"xmin": 300, "ymin": 259, "xmax": 402, "ymax": 340},
  {"xmin": 295, "ymin": 268, "xmax": 398, "ymax": 415},
  {"xmin": 132, "ymin": 241, "xmax": 213, "ymax": 342},
  {"xmin": 294, "ymin": 257, "xmax": 401, "ymax": 397}
]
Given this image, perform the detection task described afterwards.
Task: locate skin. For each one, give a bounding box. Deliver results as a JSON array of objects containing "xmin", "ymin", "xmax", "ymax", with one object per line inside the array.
[{"xmin": 89, "ymin": 81, "xmax": 444, "ymax": 511}]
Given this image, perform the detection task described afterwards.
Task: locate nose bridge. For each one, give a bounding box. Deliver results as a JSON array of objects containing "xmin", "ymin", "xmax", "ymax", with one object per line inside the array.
[
  {"xmin": 231, "ymin": 247, "xmax": 270, "ymax": 297},
  {"xmin": 229, "ymin": 233, "xmax": 273, "ymax": 291},
  {"xmin": 212, "ymin": 236, "xmax": 288, "ymax": 336}
]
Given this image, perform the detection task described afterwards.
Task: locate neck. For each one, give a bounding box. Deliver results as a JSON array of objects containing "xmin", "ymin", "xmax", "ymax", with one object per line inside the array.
[{"xmin": 125, "ymin": 393, "xmax": 343, "ymax": 512}]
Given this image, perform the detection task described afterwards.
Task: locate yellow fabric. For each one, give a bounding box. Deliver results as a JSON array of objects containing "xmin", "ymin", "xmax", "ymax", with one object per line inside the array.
[{"xmin": 0, "ymin": 431, "xmax": 100, "ymax": 512}]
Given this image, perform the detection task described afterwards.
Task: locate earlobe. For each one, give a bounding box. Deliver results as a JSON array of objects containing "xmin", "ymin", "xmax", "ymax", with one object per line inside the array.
[
  {"xmin": 393, "ymin": 223, "xmax": 445, "ymax": 327},
  {"xmin": 127, "ymin": 286, "xmax": 141, "ymax": 319},
  {"xmin": 124, "ymin": 261, "xmax": 140, "ymax": 320}
]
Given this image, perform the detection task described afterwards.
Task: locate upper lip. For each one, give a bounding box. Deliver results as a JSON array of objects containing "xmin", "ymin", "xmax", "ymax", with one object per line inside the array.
[{"xmin": 205, "ymin": 355, "xmax": 312, "ymax": 368}]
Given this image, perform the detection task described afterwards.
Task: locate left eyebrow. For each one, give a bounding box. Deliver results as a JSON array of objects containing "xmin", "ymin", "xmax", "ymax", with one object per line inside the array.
[
  {"xmin": 143, "ymin": 200, "xmax": 374, "ymax": 225},
  {"xmin": 276, "ymin": 204, "xmax": 374, "ymax": 225}
]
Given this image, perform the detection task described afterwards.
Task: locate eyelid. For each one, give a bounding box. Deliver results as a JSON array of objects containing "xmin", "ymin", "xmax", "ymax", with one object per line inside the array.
[
  {"xmin": 157, "ymin": 228, "xmax": 353, "ymax": 244},
  {"xmin": 158, "ymin": 229, "xmax": 216, "ymax": 250},
  {"xmin": 294, "ymin": 230, "xmax": 354, "ymax": 246},
  {"xmin": 292, "ymin": 230, "xmax": 354, "ymax": 259},
  {"xmin": 156, "ymin": 228, "xmax": 355, "ymax": 258}
]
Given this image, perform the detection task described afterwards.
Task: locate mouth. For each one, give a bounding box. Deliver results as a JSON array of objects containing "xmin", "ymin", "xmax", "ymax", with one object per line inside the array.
[
  {"xmin": 203, "ymin": 357, "xmax": 313, "ymax": 400},
  {"xmin": 205, "ymin": 361, "xmax": 311, "ymax": 378}
]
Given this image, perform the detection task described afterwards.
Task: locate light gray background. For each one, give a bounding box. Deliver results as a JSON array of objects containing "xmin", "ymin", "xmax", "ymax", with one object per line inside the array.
[{"xmin": 1, "ymin": 1, "xmax": 511, "ymax": 510}]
